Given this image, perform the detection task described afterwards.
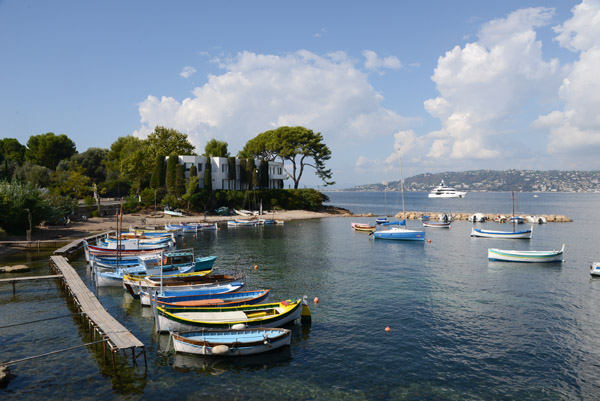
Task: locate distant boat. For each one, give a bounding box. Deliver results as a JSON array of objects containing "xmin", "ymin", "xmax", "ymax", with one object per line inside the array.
[
  {"xmin": 428, "ymin": 180, "xmax": 466, "ymax": 198},
  {"xmin": 471, "ymin": 227, "xmax": 533, "ymax": 239},
  {"xmin": 468, "ymin": 213, "xmax": 487, "ymax": 222},
  {"xmin": 172, "ymin": 327, "xmax": 291, "ymax": 357},
  {"xmin": 423, "ymin": 221, "xmax": 451, "ymax": 228},
  {"xmin": 372, "ymin": 157, "xmax": 425, "ymax": 241},
  {"xmin": 164, "ymin": 207, "xmax": 184, "ymax": 217},
  {"xmin": 375, "ymin": 217, "xmax": 389, "ymax": 225},
  {"xmin": 590, "ymin": 262, "xmax": 600, "ymax": 276},
  {"xmin": 488, "ymin": 244, "xmax": 564, "ymax": 263},
  {"xmin": 351, "ymin": 222, "xmax": 376, "ymax": 232}
]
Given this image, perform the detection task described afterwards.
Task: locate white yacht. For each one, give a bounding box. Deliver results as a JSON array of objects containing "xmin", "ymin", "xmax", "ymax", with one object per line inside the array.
[{"xmin": 428, "ymin": 180, "xmax": 466, "ymax": 198}]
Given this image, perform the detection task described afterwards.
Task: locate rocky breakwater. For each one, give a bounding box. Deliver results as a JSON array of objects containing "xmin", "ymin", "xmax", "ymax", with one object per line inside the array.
[{"xmin": 389, "ymin": 211, "xmax": 572, "ymax": 222}]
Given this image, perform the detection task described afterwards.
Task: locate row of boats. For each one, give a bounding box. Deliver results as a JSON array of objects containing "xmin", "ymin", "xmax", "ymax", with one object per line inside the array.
[
  {"xmin": 84, "ymin": 223, "xmax": 309, "ymax": 357},
  {"xmin": 351, "ymin": 215, "xmax": 566, "ymax": 264}
]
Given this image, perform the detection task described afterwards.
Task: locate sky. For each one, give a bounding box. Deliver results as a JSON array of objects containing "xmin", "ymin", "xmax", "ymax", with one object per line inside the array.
[{"xmin": 1, "ymin": 0, "xmax": 599, "ymax": 188}]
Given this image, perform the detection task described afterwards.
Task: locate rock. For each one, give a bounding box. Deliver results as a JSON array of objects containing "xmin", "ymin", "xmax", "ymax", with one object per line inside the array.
[{"xmin": 0, "ymin": 264, "xmax": 30, "ymax": 274}]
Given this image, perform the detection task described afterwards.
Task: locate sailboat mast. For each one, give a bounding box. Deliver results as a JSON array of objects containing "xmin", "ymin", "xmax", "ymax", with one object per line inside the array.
[{"xmin": 400, "ymin": 158, "xmax": 406, "ymax": 220}]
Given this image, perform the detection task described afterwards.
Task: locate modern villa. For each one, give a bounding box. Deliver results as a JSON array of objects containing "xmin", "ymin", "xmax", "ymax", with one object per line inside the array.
[{"xmin": 174, "ymin": 155, "xmax": 286, "ymax": 190}]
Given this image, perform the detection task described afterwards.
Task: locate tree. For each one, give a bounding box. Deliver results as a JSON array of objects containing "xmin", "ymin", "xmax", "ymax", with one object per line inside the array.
[
  {"xmin": 166, "ymin": 154, "xmax": 178, "ymax": 195},
  {"xmin": 71, "ymin": 147, "xmax": 108, "ymax": 183},
  {"xmin": 241, "ymin": 126, "xmax": 334, "ymax": 189},
  {"xmin": 0, "ymin": 138, "xmax": 26, "ymax": 164},
  {"xmin": 52, "ymin": 165, "xmax": 91, "ymax": 198},
  {"xmin": 147, "ymin": 126, "xmax": 195, "ymax": 158},
  {"xmin": 25, "ymin": 132, "xmax": 77, "ymax": 170},
  {"xmin": 204, "ymin": 139, "xmax": 229, "ymax": 157},
  {"xmin": 175, "ymin": 164, "xmax": 186, "ymax": 197},
  {"xmin": 182, "ymin": 165, "xmax": 199, "ymax": 209},
  {"xmin": 204, "ymin": 160, "xmax": 212, "ymax": 191},
  {"xmin": 150, "ymin": 155, "xmax": 165, "ymax": 189},
  {"xmin": 104, "ymin": 136, "xmax": 150, "ymax": 195},
  {"xmin": 13, "ymin": 162, "xmax": 52, "ymax": 188}
]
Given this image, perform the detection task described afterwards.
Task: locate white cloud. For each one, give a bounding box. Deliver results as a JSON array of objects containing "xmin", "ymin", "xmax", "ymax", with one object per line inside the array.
[
  {"xmin": 134, "ymin": 50, "xmax": 413, "ymax": 157},
  {"xmin": 363, "ymin": 50, "xmax": 402, "ymax": 72},
  {"xmin": 535, "ymin": 0, "xmax": 600, "ymax": 154},
  {"xmin": 180, "ymin": 66, "xmax": 197, "ymax": 79},
  {"xmin": 423, "ymin": 7, "xmax": 560, "ymax": 161}
]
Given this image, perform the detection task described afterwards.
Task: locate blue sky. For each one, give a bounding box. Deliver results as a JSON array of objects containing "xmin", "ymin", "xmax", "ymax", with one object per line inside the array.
[{"xmin": 1, "ymin": 0, "xmax": 598, "ymax": 188}]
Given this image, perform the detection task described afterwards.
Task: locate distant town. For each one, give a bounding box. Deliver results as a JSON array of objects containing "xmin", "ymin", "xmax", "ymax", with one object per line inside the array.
[{"xmin": 343, "ymin": 170, "xmax": 600, "ymax": 193}]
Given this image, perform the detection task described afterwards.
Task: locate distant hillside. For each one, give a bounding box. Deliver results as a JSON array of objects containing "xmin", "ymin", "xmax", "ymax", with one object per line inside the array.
[{"xmin": 344, "ymin": 170, "xmax": 600, "ymax": 192}]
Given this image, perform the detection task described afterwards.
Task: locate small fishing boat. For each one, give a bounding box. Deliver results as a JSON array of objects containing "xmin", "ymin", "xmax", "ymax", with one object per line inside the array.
[
  {"xmin": 375, "ymin": 217, "xmax": 389, "ymax": 225},
  {"xmin": 172, "ymin": 327, "xmax": 291, "ymax": 356},
  {"xmin": 488, "ymin": 244, "xmax": 565, "ymax": 263},
  {"xmin": 351, "ymin": 222, "xmax": 376, "ymax": 232},
  {"xmin": 471, "ymin": 227, "xmax": 533, "ymax": 239},
  {"xmin": 590, "ymin": 262, "xmax": 600, "ymax": 276},
  {"xmin": 423, "ymin": 221, "xmax": 451, "ymax": 228},
  {"xmin": 156, "ymin": 289, "xmax": 270, "ymax": 308},
  {"xmin": 133, "ymin": 273, "xmax": 244, "ymax": 304},
  {"xmin": 227, "ymin": 220, "xmax": 257, "ymax": 227},
  {"xmin": 154, "ymin": 299, "xmax": 303, "ymax": 333}
]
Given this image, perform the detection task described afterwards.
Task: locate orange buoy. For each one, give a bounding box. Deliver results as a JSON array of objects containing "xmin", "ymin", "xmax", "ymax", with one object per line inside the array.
[
  {"xmin": 428, "ymin": 238, "xmax": 431, "ymax": 243},
  {"xmin": 254, "ymin": 265, "xmax": 258, "ymax": 270},
  {"xmin": 385, "ymin": 326, "xmax": 391, "ymax": 332},
  {"xmin": 314, "ymin": 297, "xmax": 319, "ymax": 304}
]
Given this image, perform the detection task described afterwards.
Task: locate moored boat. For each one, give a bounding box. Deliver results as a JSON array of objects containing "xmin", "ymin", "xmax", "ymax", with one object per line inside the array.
[
  {"xmin": 488, "ymin": 244, "xmax": 564, "ymax": 263},
  {"xmin": 590, "ymin": 262, "xmax": 600, "ymax": 276},
  {"xmin": 423, "ymin": 221, "xmax": 451, "ymax": 228},
  {"xmin": 428, "ymin": 180, "xmax": 466, "ymax": 198},
  {"xmin": 172, "ymin": 327, "xmax": 291, "ymax": 356},
  {"xmin": 156, "ymin": 289, "xmax": 270, "ymax": 308},
  {"xmin": 351, "ymin": 222, "xmax": 376, "ymax": 232},
  {"xmin": 471, "ymin": 226, "xmax": 533, "ymax": 239},
  {"xmin": 154, "ymin": 298, "xmax": 303, "ymax": 333}
]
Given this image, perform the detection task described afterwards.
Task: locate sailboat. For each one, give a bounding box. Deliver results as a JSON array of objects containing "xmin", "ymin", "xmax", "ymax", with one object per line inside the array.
[
  {"xmin": 471, "ymin": 191, "xmax": 532, "ymax": 239},
  {"xmin": 372, "ymin": 158, "xmax": 425, "ymax": 241},
  {"xmin": 375, "ymin": 188, "xmax": 389, "ymax": 224}
]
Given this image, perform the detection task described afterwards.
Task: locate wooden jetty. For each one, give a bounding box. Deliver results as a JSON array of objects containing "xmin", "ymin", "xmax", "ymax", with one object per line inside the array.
[
  {"xmin": 0, "ymin": 274, "xmax": 63, "ymax": 295},
  {"xmin": 53, "ymin": 231, "xmax": 114, "ymax": 255},
  {"xmin": 49, "ymin": 255, "xmax": 145, "ymax": 371}
]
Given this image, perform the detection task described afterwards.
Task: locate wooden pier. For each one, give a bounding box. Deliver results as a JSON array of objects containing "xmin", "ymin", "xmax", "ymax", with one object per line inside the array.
[
  {"xmin": 49, "ymin": 255, "xmax": 145, "ymax": 371},
  {"xmin": 53, "ymin": 231, "xmax": 115, "ymax": 255}
]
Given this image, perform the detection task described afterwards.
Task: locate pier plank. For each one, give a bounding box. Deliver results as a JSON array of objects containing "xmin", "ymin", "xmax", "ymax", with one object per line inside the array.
[{"xmin": 49, "ymin": 256, "xmax": 143, "ymax": 350}]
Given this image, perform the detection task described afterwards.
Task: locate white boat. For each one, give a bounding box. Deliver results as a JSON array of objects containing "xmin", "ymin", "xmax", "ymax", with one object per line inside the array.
[
  {"xmin": 172, "ymin": 328, "xmax": 291, "ymax": 356},
  {"xmin": 372, "ymin": 157, "xmax": 425, "ymax": 241},
  {"xmin": 163, "ymin": 207, "xmax": 184, "ymax": 217},
  {"xmin": 428, "ymin": 180, "xmax": 466, "ymax": 198},
  {"xmin": 488, "ymin": 244, "xmax": 564, "ymax": 263},
  {"xmin": 525, "ymin": 215, "xmax": 547, "ymax": 224},
  {"xmin": 468, "ymin": 213, "xmax": 487, "ymax": 222},
  {"xmin": 471, "ymin": 226, "xmax": 533, "ymax": 239},
  {"xmin": 590, "ymin": 262, "xmax": 600, "ymax": 276}
]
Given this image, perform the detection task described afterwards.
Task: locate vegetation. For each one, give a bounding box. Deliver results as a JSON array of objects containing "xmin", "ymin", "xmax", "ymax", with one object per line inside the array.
[
  {"xmin": 0, "ymin": 124, "xmax": 334, "ymax": 234},
  {"xmin": 240, "ymin": 126, "xmax": 334, "ymax": 189}
]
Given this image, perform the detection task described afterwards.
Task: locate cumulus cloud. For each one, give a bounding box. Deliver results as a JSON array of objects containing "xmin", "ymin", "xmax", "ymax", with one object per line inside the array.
[
  {"xmin": 423, "ymin": 7, "xmax": 560, "ymax": 161},
  {"xmin": 534, "ymin": 0, "xmax": 600, "ymax": 154},
  {"xmin": 134, "ymin": 50, "xmax": 413, "ymax": 157},
  {"xmin": 180, "ymin": 66, "xmax": 197, "ymax": 79},
  {"xmin": 363, "ymin": 50, "xmax": 402, "ymax": 72}
]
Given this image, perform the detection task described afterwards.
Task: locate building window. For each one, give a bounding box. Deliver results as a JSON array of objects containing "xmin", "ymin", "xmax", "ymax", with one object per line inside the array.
[
  {"xmin": 222, "ymin": 164, "xmax": 227, "ymax": 173},
  {"xmin": 197, "ymin": 163, "xmax": 202, "ymax": 172}
]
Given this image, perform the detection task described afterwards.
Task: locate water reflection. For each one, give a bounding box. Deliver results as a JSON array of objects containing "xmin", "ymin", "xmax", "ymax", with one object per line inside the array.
[{"xmin": 171, "ymin": 346, "xmax": 293, "ymax": 374}]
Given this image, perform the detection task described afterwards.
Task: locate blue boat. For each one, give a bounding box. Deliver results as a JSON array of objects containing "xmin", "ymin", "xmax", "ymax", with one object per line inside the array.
[
  {"xmin": 372, "ymin": 227, "xmax": 426, "ymax": 241},
  {"xmin": 375, "ymin": 217, "xmax": 389, "ymax": 224},
  {"xmin": 156, "ymin": 289, "xmax": 270, "ymax": 308}
]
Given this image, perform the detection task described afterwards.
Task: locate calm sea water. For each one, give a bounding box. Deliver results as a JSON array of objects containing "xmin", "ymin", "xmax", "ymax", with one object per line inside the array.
[{"xmin": 2, "ymin": 191, "xmax": 600, "ymax": 400}]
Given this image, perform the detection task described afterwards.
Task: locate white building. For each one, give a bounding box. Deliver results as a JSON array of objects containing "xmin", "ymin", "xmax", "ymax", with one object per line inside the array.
[{"xmin": 174, "ymin": 155, "xmax": 286, "ymax": 190}]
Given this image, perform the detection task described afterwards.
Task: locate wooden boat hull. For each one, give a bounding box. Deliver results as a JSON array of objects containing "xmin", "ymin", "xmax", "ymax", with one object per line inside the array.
[
  {"xmin": 471, "ymin": 227, "xmax": 532, "ymax": 239},
  {"xmin": 488, "ymin": 245, "xmax": 564, "ymax": 263},
  {"xmin": 155, "ymin": 299, "xmax": 302, "ymax": 333},
  {"xmin": 423, "ymin": 221, "xmax": 451, "ymax": 228},
  {"xmin": 351, "ymin": 222, "xmax": 376, "ymax": 232},
  {"xmin": 172, "ymin": 328, "xmax": 291, "ymax": 356},
  {"xmin": 157, "ymin": 289, "xmax": 270, "ymax": 308},
  {"xmin": 372, "ymin": 228, "xmax": 425, "ymax": 241}
]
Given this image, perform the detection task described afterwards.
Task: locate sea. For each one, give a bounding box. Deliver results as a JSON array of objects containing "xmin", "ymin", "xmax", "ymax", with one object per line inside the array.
[{"xmin": 2, "ymin": 191, "xmax": 600, "ymax": 400}]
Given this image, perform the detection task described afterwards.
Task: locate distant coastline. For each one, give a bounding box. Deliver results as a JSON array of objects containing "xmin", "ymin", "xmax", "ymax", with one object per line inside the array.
[{"xmin": 339, "ymin": 169, "xmax": 600, "ymax": 193}]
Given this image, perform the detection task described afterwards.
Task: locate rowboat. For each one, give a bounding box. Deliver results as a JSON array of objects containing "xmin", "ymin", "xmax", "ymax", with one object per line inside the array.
[
  {"xmin": 227, "ymin": 220, "xmax": 257, "ymax": 227},
  {"xmin": 154, "ymin": 299, "xmax": 303, "ymax": 333},
  {"xmin": 488, "ymin": 244, "xmax": 565, "ymax": 263},
  {"xmin": 171, "ymin": 328, "xmax": 291, "ymax": 356},
  {"xmin": 156, "ymin": 289, "xmax": 270, "ymax": 308},
  {"xmin": 137, "ymin": 274, "xmax": 245, "ymax": 305},
  {"xmin": 375, "ymin": 217, "xmax": 389, "ymax": 225},
  {"xmin": 423, "ymin": 221, "xmax": 451, "ymax": 228},
  {"xmin": 471, "ymin": 226, "xmax": 533, "ymax": 239},
  {"xmin": 351, "ymin": 222, "xmax": 376, "ymax": 232}
]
